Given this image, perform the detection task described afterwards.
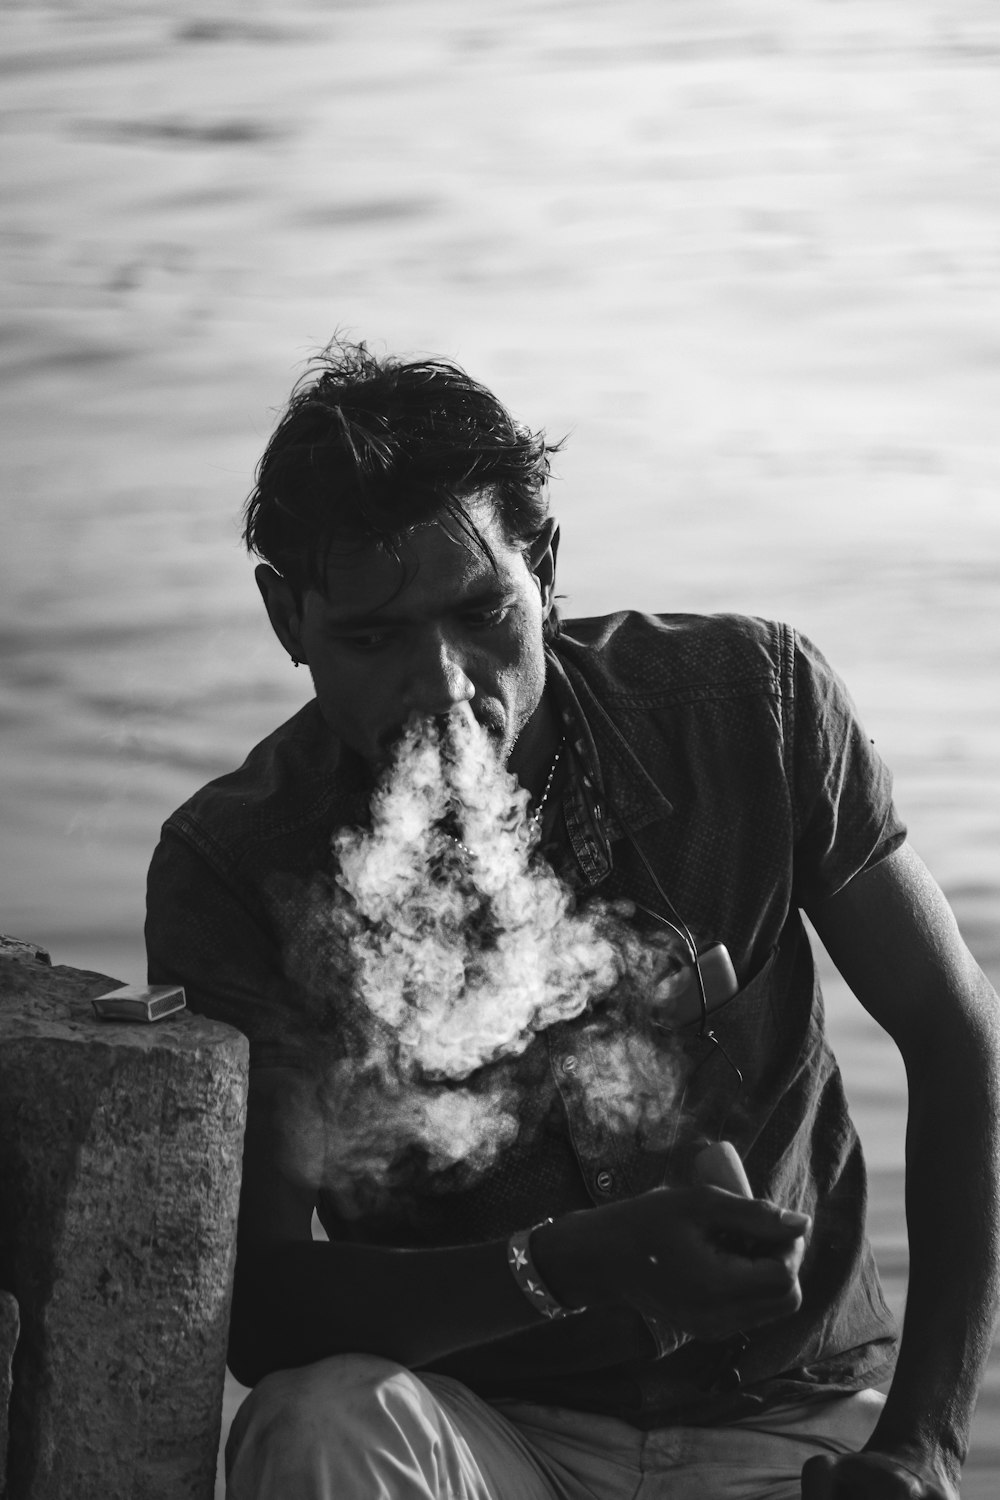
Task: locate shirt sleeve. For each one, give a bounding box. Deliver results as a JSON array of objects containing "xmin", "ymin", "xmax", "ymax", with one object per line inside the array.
[
  {"xmin": 789, "ymin": 630, "xmax": 907, "ymax": 910},
  {"xmin": 145, "ymin": 824, "xmax": 322, "ymax": 1070}
]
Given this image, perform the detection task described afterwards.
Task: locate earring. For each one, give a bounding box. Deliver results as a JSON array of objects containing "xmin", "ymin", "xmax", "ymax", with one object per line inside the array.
[{"xmin": 291, "ymin": 656, "xmax": 300, "ymax": 668}]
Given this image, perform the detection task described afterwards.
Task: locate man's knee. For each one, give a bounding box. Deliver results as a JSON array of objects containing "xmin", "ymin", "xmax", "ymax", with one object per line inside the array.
[
  {"xmin": 229, "ymin": 1352, "xmax": 407, "ymax": 1448},
  {"xmin": 226, "ymin": 1353, "xmax": 460, "ymax": 1497}
]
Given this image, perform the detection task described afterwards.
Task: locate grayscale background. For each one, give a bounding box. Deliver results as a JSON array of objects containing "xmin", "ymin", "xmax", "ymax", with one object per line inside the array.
[{"xmin": 2, "ymin": 2, "xmax": 998, "ymax": 1490}]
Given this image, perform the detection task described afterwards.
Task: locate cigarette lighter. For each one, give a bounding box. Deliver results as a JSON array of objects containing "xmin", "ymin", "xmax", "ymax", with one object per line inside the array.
[
  {"xmin": 91, "ymin": 983, "xmax": 186, "ymax": 1023},
  {"xmin": 692, "ymin": 1139, "xmax": 753, "ymax": 1198}
]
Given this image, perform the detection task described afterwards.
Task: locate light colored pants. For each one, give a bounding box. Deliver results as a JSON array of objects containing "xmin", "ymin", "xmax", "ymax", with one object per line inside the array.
[{"xmin": 226, "ymin": 1353, "xmax": 884, "ymax": 1500}]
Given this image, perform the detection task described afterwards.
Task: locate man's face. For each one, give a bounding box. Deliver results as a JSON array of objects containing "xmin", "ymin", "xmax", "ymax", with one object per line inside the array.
[{"xmin": 261, "ymin": 496, "xmax": 558, "ymax": 780}]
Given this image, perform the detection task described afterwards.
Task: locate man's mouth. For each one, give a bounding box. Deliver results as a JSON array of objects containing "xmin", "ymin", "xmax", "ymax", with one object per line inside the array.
[{"xmin": 378, "ymin": 705, "xmax": 504, "ymax": 760}]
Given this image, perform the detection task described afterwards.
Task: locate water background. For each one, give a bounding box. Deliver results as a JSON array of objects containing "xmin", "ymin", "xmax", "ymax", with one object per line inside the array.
[{"xmin": 2, "ymin": 1, "xmax": 999, "ymax": 1490}]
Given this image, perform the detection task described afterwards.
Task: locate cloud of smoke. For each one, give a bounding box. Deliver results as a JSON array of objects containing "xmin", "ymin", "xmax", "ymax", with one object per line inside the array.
[{"xmin": 278, "ymin": 707, "xmax": 688, "ymax": 1217}]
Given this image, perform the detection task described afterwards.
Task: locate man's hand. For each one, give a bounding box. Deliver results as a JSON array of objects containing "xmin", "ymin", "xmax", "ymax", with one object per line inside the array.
[
  {"xmin": 535, "ymin": 1184, "xmax": 810, "ymax": 1340},
  {"xmin": 801, "ymin": 1450, "xmax": 958, "ymax": 1499}
]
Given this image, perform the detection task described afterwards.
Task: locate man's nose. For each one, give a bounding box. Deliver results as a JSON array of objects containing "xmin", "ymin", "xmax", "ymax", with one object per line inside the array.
[{"xmin": 403, "ymin": 632, "xmax": 475, "ymax": 717}]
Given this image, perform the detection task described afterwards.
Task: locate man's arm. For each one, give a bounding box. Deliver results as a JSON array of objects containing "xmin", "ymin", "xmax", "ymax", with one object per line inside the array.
[
  {"xmin": 805, "ymin": 840, "xmax": 1000, "ymax": 1499},
  {"xmin": 145, "ymin": 830, "xmax": 804, "ymax": 1384},
  {"xmin": 230, "ymin": 1066, "xmax": 810, "ymax": 1386},
  {"xmin": 229, "ymin": 1065, "xmax": 556, "ymax": 1383}
]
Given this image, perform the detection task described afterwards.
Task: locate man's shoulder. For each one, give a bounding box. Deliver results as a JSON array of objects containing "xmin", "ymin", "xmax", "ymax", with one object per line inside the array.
[
  {"xmin": 161, "ymin": 698, "xmax": 358, "ymax": 864},
  {"xmin": 555, "ymin": 610, "xmax": 791, "ymax": 699}
]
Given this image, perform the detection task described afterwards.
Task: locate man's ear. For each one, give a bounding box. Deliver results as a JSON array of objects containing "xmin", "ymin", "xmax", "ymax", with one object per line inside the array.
[
  {"xmin": 255, "ymin": 564, "xmax": 307, "ymax": 664},
  {"xmin": 527, "ymin": 519, "xmax": 560, "ymax": 619}
]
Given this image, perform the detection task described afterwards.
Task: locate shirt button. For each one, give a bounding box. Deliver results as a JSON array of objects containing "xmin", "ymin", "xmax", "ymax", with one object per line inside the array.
[
  {"xmin": 595, "ymin": 1170, "xmax": 615, "ymax": 1194},
  {"xmin": 561, "ymin": 1055, "xmax": 578, "ymax": 1075}
]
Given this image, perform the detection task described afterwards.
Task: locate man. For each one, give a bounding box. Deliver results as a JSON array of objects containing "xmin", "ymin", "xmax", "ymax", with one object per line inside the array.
[{"xmin": 146, "ymin": 341, "xmax": 1000, "ymax": 1499}]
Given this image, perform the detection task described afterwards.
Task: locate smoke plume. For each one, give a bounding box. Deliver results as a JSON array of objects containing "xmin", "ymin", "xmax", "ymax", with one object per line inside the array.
[{"xmin": 278, "ymin": 707, "xmax": 688, "ymax": 1216}]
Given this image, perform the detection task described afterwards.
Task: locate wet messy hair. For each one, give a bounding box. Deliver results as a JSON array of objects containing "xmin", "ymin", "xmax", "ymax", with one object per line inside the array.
[{"xmin": 242, "ymin": 340, "xmax": 562, "ymax": 628}]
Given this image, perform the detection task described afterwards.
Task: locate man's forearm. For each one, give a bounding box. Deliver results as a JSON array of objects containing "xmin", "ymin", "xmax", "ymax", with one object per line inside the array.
[
  {"xmin": 807, "ymin": 844, "xmax": 1000, "ymax": 1495},
  {"xmin": 229, "ymin": 1185, "xmax": 808, "ymax": 1387},
  {"xmin": 229, "ymin": 1235, "xmax": 548, "ymax": 1385},
  {"xmin": 867, "ymin": 967, "xmax": 1000, "ymax": 1488}
]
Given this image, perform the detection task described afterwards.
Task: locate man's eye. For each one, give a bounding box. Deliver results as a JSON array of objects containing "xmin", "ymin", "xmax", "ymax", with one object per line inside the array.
[{"xmin": 465, "ymin": 605, "xmax": 510, "ymax": 628}]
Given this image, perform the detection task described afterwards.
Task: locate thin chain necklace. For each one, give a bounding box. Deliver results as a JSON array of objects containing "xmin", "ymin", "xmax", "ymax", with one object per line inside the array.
[
  {"xmin": 531, "ymin": 737, "xmax": 565, "ymax": 828},
  {"xmin": 444, "ymin": 737, "xmax": 565, "ymax": 860}
]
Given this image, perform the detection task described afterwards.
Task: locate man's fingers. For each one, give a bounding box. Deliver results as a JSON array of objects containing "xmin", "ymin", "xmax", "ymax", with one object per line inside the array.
[
  {"xmin": 697, "ymin": 1186, "xmax": 811, "ymax": 1247},
  {"xmin": 801, "ymin": 1453, "xmax": 837, "ymax": 1498},
  {"xmin": 801, "ymin": 1453, "xmax": 950, "ymax": 1499},
  {"xmin": 708, "ymin": 1268, "xmax": 803, "ymax": 1331},
  {"xmin": 664, "ymin": 1227, "xmax": 805, "ymax": 1335},
  {"xmin": 585, "ymin": 1184, "xmax": 810, "ymax": 1335}
]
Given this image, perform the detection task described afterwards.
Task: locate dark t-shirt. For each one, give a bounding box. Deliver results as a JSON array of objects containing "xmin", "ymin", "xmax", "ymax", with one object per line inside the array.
[{"xmin": 146, "ymin": 612, "xmax": 904, "ymax": 1423}]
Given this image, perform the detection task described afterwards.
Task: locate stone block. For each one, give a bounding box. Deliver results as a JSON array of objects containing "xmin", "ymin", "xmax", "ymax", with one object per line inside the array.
[{"xmin": 0, "ymin": 945, "xmax": 249, "ymax": 1500}]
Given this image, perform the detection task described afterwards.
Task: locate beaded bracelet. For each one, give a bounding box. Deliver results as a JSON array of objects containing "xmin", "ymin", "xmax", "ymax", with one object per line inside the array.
[{"xmin": 506, "ymin": 1219, "xmax": 586, "ymax": 1321}]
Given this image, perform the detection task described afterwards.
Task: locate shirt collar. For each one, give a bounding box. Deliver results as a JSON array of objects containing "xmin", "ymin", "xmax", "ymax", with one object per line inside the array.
[{"xmin": 544, "ymin": 645, "xmax": 673, "ymax": 889}]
